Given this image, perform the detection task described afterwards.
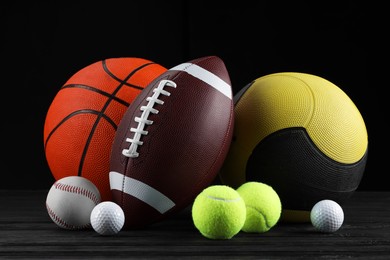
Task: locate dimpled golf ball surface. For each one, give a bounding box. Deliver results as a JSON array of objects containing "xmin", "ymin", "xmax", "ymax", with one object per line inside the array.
[
  {"xmin": 310, "ymin": 199, "xmax": 344, "ymax": 233},
  {"xmin": 90, "ymin": 201, "xmax": 125, "ymax": 235}
]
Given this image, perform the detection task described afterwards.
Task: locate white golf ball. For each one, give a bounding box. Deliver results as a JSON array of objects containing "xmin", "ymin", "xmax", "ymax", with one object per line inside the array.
[
  {"xmin": 310, "ymin": 199, "xmax": 344, "ymax": 233},
  {"xmin": 90, "ymin": 201, "xmax": 125, "ymax": 235}
]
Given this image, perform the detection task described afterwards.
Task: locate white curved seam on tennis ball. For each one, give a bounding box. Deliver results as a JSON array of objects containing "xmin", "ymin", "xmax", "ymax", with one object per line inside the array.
[
  {"xmin": 246, "ymin": 205, "xmax": 271, "ymax": 229},
  {"xmin": 206, "ymin": 195, "xmax": 241, "ymax": 202}
]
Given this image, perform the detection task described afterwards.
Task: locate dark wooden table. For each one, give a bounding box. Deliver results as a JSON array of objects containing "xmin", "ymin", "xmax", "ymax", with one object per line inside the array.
[{"xmin": 1, "ymin": 190, "xmax": 389, "ymax": 259}]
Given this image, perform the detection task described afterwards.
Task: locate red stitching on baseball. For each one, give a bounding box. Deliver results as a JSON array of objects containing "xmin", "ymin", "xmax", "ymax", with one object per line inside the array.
[
  {"xmin": 54, "ymin": 181, "xmax": 100, "ymax": 205},
  {"xmin": 46, "ymin": 203, "xmax": 91, "ymax": 230}
]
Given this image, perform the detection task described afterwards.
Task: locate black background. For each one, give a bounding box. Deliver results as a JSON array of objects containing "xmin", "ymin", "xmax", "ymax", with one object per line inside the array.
[{"xmin": 1, "ymin": 1, "xmax": 386, "ymax": 190}]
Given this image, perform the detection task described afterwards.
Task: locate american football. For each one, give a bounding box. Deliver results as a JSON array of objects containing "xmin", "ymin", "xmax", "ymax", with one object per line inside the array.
[{"xmin": 109, "ymin": 56, "xmax": 234, "ymax": 229}]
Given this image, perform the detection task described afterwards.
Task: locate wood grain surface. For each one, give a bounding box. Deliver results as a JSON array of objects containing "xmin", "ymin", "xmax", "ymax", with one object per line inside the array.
[{"xmin": 1, "ymin": 190, "xmax": 389, "ymax": 259}]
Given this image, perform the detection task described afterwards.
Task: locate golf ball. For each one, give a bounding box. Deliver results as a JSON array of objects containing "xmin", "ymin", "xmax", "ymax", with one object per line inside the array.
[
  {"xmin": 90, "ymin": 201, "xmax": 125, "ymax": 235},
  {"xmin": 310, "ymin": 199, "xmax": 344, "ymax": 233}
]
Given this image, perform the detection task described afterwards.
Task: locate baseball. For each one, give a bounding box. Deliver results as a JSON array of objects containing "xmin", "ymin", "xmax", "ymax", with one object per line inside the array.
[{"xmin": 46, "ymin": 176, "xmax": 101, "ymax": 230}]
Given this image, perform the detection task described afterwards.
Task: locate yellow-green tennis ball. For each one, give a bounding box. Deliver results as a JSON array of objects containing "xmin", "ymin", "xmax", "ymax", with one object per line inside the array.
[
  {"xmin": 236, "ymin": 181, "xmax": 282, "ymax": 233},
  {"xmin": 191, "ymin": 185, "xmax": 246, "ymax": 239}
]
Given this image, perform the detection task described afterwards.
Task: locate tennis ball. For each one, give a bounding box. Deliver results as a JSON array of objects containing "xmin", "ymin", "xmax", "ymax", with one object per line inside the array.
[
  {"xmin": 191, "ymin": 185, "xmax": 246, "ymax": 239},
  {"xmin": 236, "ymin": 181, "xmax": 282, "ymax": 233}
]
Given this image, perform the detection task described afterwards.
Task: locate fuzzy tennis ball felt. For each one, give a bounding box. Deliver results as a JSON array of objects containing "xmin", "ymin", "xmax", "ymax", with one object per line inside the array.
[
  {"xmin": 191, "ymin": 185, "xmax": 246, "ymax": 239},
  {"xmin": 236, "ymin": 181, "xmax": 282, "ymax": 233}
]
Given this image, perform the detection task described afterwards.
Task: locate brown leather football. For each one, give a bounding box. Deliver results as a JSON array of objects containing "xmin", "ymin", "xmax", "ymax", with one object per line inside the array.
[{"xmin": 109, "ymin": 56, "xmax": 234, "ymax": 229}]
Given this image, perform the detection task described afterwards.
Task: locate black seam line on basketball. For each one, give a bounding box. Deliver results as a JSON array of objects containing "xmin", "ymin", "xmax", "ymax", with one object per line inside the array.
[
  {"xmin": 78, "ymin": 60, "xmax": 156, "ymax": 177},
  {"xmin": 61, "ymin": 84, "xmax": 130, "ymax": 107},
  {"xmin": 102, "ymin": 60, "xmax": 157, "ymax": 91},
  {"xmin": 44, "ymin": 110, "xmax": 116, "ymax": 151}
]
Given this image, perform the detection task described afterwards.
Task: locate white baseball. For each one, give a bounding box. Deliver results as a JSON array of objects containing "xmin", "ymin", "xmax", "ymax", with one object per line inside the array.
[{"xmin": 46, "ymin": 176, "xmax": 101, "ymax": 230}]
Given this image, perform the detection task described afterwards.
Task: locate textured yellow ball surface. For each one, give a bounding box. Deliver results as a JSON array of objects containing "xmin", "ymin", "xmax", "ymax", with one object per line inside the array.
[
  {"xmin": 219, "ymin": 72, "xmax": 368, "ymax": 222},
  {"xmin": 236, "ymin": 182, "xmax": 282, "ymax": 233},
  {"xmin": 191, "ymin": 185, "xmax": 246, "ymax": 239}
]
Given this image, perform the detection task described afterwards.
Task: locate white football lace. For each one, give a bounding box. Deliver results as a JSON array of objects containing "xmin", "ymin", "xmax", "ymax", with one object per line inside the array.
[{"xmin": 122, "ymin": 79, "xmax": 177, "ymax": 158}]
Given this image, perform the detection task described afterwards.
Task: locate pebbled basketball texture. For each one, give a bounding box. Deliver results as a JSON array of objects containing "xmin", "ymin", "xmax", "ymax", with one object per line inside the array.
[
  {"xmin": 109, "ymin": 55, "xmax": 234, "ymax": 229},
  {"xmin": 219, "ymin": 72, "xmax": 368, "ymax": 222},
  {"xmin": 43, "ymin": 58, "xmax": 167, "ymax": 201}
]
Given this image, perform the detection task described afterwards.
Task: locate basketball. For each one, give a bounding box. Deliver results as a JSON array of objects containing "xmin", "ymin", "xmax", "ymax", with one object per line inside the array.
[
  {"xmin": 43, "ymin": 57, "xmax": 167, "ymax": 201},
  {"xmin": 219, "ymin": 72, "xmax": 368, "ymax": 222}
]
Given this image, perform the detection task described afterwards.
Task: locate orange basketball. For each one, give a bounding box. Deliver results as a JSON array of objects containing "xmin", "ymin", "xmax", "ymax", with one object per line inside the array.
[{"xmin": 43, "ymin": 57, "xmax": 167, "ymax": 201}]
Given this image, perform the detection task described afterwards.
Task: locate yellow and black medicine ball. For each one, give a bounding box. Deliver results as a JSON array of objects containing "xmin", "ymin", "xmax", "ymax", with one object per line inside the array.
[{"xmin": 219, "ymin": 72, "xmax": 368, "ymax": 222}]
